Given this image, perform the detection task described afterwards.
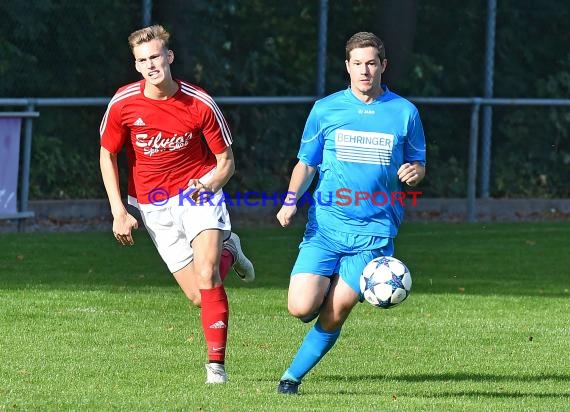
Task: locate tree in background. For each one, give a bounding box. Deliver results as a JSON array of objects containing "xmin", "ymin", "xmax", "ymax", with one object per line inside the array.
[
  {"xmin": 376, "ymin": 0, "xmax": 418, "ymax": 90},
  {"xmin": 0, "ymin": 0, "xmax": 568, "ymax": 198}
]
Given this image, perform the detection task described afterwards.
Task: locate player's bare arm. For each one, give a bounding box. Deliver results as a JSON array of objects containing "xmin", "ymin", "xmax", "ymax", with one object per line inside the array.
[
  {"xmin": 189, "ymin": 147, "xmax": 235, "ymax": 203},
  {"xmin": 277, "ymin": 161, "xmax": 316, "ymax": 227},
  {"xmin": 100, "ymin": 147, "xmax": 139, "ymax": 245},
  {"xmin": 397, "ymin": 161, "xmax": 425, "ymax": 187}
]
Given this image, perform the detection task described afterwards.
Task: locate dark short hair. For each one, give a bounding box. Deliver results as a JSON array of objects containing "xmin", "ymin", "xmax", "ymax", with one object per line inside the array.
[{"xmin": 345, "ymin": 32, "xmax": 385, "ymax": 61}]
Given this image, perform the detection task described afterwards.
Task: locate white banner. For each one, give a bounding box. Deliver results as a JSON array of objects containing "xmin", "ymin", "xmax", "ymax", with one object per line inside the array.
[{"xmin": 0, "ymin": 118, "xmax": 22, "ymax": 214}]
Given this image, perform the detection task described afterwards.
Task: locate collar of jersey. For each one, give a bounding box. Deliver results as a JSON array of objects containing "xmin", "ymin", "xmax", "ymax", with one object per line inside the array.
[{"xmin": 345, "ymin": 84, "xmax": 391, "ymax": 105}]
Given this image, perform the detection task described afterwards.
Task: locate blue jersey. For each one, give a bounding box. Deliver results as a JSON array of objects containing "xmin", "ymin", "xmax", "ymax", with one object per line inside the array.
[{"xmin": 297, "ymin": 86, "xmax": 426, "ymax": 238}]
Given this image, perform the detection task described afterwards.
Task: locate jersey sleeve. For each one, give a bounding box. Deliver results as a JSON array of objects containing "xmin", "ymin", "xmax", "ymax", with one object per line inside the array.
[
  {"xmin": 404, "ymin": 111, "xmax": 427, "ymax": 165},
  {"xmin": 99, "ymin": 99, "xmax": 128, "ymax": 154},
  {"xmin": 297, "ymin": 104, "xmax": 325, "ymax": 166},
  {"xmin": 199, "ymin": 97, "xmax": 233, "ymax": 154}
]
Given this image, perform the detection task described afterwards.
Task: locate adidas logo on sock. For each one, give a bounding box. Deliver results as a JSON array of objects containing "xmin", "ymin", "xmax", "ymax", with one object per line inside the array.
[
  {"xmin": 209, "ymin": 320, "xmax": 227, "ymax": 329},
  {"xmin": 133, "ymin": 117, "xmax": 146, "ymax": 126}
]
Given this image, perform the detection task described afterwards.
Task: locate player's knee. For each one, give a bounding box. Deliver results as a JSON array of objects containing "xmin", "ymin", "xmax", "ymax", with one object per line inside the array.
[{"xmin": 287, "ymin": 300, "xmax": 318, "ymax": 319}]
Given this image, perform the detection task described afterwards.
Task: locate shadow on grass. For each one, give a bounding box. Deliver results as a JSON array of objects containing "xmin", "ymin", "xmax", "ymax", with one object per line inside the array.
[
  {"xmin": 0, "ymin": 229, "xmax": 295, "ymax": 291},
  {"xmin": 327, "ymin": 389, "xmax": 569, "ymax": 399},
  {"xmin": 308, "ymin": 372, "xmax": 570, "ymax": 397},
  {"xmin": 1, "ymin": 223, "xmax": 569, "ymax": 297},
  {"xmin": 326, "ymin": 372, "xmax": 570, "ymax": 383}
]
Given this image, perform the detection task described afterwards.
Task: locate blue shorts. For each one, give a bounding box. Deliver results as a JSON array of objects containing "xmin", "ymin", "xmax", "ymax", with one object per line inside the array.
[{"xmin": 291, "ymin": 226, "xmax": 394, "ymax": 295}]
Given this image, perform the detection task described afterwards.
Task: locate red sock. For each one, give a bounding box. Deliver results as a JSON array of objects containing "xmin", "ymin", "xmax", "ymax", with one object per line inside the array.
[
  {"xmin": 200, "ymin": 285, "xmax": 229, "ymax": 363},
  {"xmin": 219, "ymin": 249, "xmax": 234, "ymax": 282}
]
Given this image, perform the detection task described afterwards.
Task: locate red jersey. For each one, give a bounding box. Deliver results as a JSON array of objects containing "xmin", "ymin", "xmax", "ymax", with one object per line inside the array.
[{"xmin": 100, "ymin": 79, "xmax": 232, "ymax": 205}]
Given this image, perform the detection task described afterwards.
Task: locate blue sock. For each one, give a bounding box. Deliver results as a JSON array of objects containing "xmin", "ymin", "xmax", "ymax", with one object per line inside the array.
[{"xmin": 280, "ymin": 322, "xmax": 341, "ymax": 382}]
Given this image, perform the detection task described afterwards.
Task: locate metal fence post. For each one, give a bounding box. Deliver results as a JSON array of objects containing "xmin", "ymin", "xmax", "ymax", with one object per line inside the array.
[
  {"xmin": 316, "ymin": 0, "xmax": 328, "ymax": 98},
  {"xmin": 467, "ymin": 99, "xmax": 481, "ymax": 222},
  {"xmin": 142, "ymin": 0, "xmax": 152, "ymax": 27},
  {"xmin": 18, "ymin": 102, "xmax": 36, "ymax": 231},
  {"xmin": 481, "ymin": 0, "xmax": 497, "ymax": 198}
]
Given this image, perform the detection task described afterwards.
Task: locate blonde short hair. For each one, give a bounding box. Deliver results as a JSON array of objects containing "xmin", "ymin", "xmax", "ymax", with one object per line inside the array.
[{"xmin": 128, "ymin": 24, "xmax": 170, "ymax": 51}]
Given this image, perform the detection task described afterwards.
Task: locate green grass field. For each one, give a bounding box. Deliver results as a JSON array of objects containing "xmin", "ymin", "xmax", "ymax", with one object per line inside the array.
[{"xmin": 1, "ymin": 222, "xmax": 569, "ymax": 411}]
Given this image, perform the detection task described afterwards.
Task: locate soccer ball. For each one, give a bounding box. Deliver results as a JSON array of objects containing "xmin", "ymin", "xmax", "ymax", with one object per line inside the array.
[{"xmin": 360, "ymin": 256, "xmax": 412, "ymax": 309}]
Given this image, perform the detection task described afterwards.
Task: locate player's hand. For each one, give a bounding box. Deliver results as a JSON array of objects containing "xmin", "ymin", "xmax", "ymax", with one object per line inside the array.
[
  {"xmin": 277, "ymin": 204, "xmax": 297, "ymax": 227},
  {"xmin": 112, "ymin": 212, "xmax": 138, "ymax": 246},
  {"xmin": 397, "ymin": 162, "xmax": 425, "ymax": 187},
  {"xmin": 188, "ymin": 179, "xmax": 215, "ymax": 204}
]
